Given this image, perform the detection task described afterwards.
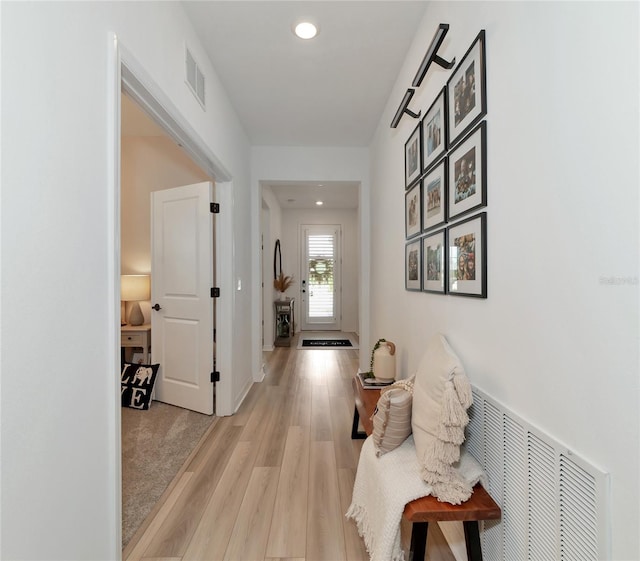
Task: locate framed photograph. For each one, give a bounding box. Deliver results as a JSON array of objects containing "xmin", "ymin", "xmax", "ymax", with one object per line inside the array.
[
  {"xmin": 405, "ymin": 181, "xmax": 422, "ymax": 239},
  {"xmin": 422, "ymin": 229, "xmax": 446, "ymax": 294},
  {"xmin": 422, "ymin": 87, "xmax": 447, "ymax": 172},
  {"xmin": 447, "ymin": 212, "xmax": 486, "ymax": 298},
  {"xmin": 405, "ymin": 122, "xmax": 422, "ymax": 188},
  {"xmin": 405, "ymin": 238, "xmax": 422, "ymax": 291},
  {"xmin": 448, "ymin": 121, "xmax": 486, "ymax": 221},
  {"xmin": 422, "ymin": 158, "xmax": 447, "ymax": 232},
  {"xmin": 447, "ymin": 30, "xmax": 486, "ymax": 147}
]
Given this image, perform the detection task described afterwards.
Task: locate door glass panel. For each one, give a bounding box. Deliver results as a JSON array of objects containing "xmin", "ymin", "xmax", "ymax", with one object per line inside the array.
[{"xmin": 307, "ymin": 233, "xmax": 335, "ymax": 320}]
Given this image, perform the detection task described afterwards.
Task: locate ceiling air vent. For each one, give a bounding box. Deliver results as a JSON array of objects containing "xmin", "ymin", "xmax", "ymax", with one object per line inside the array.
[{"xmin": 185, "ymin": 46, "xmax": 206, "ymax": 109}]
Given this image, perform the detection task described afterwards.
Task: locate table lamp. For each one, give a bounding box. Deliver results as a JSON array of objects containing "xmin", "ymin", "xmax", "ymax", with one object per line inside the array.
[{"xmin": 121, "ymin": 274, "xmax": 150, "ymax": 326}]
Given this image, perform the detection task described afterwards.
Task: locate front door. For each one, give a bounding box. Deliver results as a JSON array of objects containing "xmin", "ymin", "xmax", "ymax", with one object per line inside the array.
[
  {"xmin": 301, "ymin": 225, "xmax": 341, "ymax": 331},
  {"xmin": 151, "ymin": 182, "xmax": 214, "ymax": 415}
]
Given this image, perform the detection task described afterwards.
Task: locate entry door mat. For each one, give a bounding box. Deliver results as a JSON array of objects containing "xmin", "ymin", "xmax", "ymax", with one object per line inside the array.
[
  {"xmin": 297, "ymin": 333, "xmax": 359, "ymax": 350},
  {"xmin": 302, "ymin": 339, "xmax": 352, "ymax": 347}
]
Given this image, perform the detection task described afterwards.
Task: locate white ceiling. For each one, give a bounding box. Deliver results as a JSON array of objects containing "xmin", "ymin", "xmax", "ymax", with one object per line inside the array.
[
  {"xmin": 123, "ymin": 2, "xmax": 428, "ymax": 209},
  {"xmin": 265, "ymin": 180, "xmax": 359, "ymax": 210},
  {"xmin": 181, "ymin": 1, "xmax": 428, "ymax": 147}
]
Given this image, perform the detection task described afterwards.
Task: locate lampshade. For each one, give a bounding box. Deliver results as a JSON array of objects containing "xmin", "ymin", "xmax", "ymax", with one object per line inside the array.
[
  {"xmin": 121, "ymin": 275, "xmax": 150, "ymax": 326},
  {"xmin": 121, "ymin": 275, "xmax": 150, "ymax": 302}
]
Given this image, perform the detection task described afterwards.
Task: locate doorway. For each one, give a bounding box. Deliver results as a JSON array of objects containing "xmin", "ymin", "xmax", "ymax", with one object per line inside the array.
[
  {"xmin": 120, "ymin": 92, "xmax": 218, "ymax": 547},
  {"xmin": 258, "ymin": 182, "xmax": 360, "ymax": 350},
  {"xmin": 114, "ymin": 43, "xmax": 237, "ymax": 557},
  {"xmin": 118, "ymin": 50, "xmax": 236, "ymax": 416},
  {"xmin": 301, "ymin": 224, "xmax": 342, "ymax": 331},
  {"xmin": 121, "ymin": 93, "xmax": 215, "ymax": 413}
]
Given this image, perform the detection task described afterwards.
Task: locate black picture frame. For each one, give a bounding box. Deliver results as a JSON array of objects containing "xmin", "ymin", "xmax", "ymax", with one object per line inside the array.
[
  {"xmin": 405, "ymin": 238, "xmax": 422, "ymax": 291},
  {"xmin": 405, "ymin": 181, "xmax": 422, "ymax": 239},
  {"xmin": 422, "ymin": 158, "xmax": 447, "ymax": 232},
  {"xmin": 447, "ymin": 212, "xmax": 487, "ymax": 298},
  {"xmin": 448, "ymin": 121, "xmax": 486, "ymax": 221},
  {"xmin": 422, "ymin": 87, "xmax": 447, "ymax": 173},
  {"xmin": 422, "ymin": 228, "xmax": 447, "ymax": 294},
  {"xmin": 447, "ymin": 30, "xmax": 486, "ymax": 148},
  {"xmin": 405, "ymin": 121, "xmax": 422, "ymax": 188}
]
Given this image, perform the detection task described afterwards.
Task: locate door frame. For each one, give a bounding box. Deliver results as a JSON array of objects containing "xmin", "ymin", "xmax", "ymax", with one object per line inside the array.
[
  {"xmin": 109, "ymin": 33, "xmax": 235, "ymax": 554},
  {"xmin": 117, "ymin": 41, "xmax": 234, "ymax": 416}
]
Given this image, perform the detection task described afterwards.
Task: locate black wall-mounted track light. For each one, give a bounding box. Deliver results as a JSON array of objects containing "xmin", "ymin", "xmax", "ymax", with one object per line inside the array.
[
  {"xmin": 412, "ymin": 23, "xmax": 455, "ymax": 88},
  {"xmin": 391, "ymin": 23, "xmax": 455, "ymax": 129}
]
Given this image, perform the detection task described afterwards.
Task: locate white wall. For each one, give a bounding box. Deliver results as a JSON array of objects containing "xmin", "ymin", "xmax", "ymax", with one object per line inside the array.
[
  {"xmin": 121, "ymin": 135, "xmax": 210, "ymax": 324},
  {"xmin": 0, "ymin": 2, "xmax": 251, "ymax": 558},
  {"xmin": 121, "ymin": 136, "xmax": 210, "ymax": 274},
  {"xmin": 369, "ymin": 2, "xmax": 639, "ymax": 559},
  {"xmin": 251, "ymin": 146, "xmax": 371, "ymax": 381},
  {"xmin": 281, "ymin": 208, "xmax": 359, "ymax": 333},
  {"xmin": 261, "ymin": 185, "xmax": 283, "ymax": 351}
]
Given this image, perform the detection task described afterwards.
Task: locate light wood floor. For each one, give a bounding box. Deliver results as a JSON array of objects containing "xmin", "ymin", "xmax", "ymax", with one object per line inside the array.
[{"xmin": 124, "ymin": 336, "xmax": 456, "ymax": 561}]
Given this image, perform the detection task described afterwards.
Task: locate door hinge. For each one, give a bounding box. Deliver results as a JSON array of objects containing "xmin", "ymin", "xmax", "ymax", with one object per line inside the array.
[
  {"xmin": 211, "ymin": 371, "xmax": 220, "ymax": 383},
  {"xmin": 210, "ymin": 202, "xmax": 220, "ymax": 214},
  {"xmin": 211, "ymin": 287, "xmax": 220, "ymax": 298}
]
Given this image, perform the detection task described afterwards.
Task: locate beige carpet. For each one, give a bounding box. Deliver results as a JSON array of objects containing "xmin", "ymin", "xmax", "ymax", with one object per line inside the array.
[{"xmin": 121, "ymin": 402, "xmax": 215, "ymax": 548}]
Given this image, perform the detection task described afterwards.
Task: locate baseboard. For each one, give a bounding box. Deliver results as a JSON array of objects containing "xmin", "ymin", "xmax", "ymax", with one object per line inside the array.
[{"xmin": 232, "ymin": 376, "xmax": 254, "ymax": 416}]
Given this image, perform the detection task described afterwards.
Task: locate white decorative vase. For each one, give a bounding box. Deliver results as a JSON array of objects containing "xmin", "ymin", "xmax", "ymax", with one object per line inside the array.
[{"xmin": 373, "ymin": 341, "xmax": 396, "ymax": 382}]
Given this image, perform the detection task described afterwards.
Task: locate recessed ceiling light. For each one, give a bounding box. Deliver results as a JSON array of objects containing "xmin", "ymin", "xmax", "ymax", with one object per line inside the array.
[
  {"xmin": 294, "ymin": 21, "xmax": 318, "ymax": 40},
  {"xmin": 316, "ymin": 200, "xmax": 324, "ymax": 206}
]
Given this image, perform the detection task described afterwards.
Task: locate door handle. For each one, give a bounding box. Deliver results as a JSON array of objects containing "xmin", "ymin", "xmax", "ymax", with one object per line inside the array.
[{"xmin": 152, "ymin": 304, "xmax": 162, "ymax": 311}]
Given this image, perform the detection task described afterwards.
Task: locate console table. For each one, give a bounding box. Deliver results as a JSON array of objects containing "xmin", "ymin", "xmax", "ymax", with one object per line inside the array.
[
  {"xmin": 274, "ymin": 298, "xmax": 294, "ymax": 347},
  {"xmin": 121, "ymin": 324, "xmax": 151, "ymax": 364}
]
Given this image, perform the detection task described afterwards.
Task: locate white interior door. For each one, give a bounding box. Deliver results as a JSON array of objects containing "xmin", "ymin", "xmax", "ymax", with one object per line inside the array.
[
  {"xmin": 151, "ymin": 182, "xmax": 214, "ymax": 415},
  {"xmin": 301, "ymin": 225, "xmax": 341, "ymax": 331}
]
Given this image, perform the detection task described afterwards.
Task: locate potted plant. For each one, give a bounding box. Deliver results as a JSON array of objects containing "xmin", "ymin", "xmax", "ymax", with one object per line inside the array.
[{"xmin": 273, "ymin": 272, "xmax": 294, "ymax": 300}]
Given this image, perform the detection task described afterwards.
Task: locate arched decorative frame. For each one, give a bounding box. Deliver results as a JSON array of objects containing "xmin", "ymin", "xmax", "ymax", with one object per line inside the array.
[{"xmin": 273, "ymin": 239, "xmax": 282, "ymax": 279}]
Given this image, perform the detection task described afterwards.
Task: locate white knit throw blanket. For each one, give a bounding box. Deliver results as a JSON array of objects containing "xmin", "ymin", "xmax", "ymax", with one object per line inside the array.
[{"xmin": 346, "ymin": 435, "xmax": 487, "ymax": 561}]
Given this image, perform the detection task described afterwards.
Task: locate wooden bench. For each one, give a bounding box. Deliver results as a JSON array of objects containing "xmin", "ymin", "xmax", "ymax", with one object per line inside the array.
[{"xmin": 351, "ymin": 375, "xmax": 501, "ymax": 561}]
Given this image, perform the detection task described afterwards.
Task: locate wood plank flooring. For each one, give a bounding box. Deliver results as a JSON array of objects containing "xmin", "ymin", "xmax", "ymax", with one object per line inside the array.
[{"xmin": 124, "ymin": 336, "xmax": 456, "ymax": 561}]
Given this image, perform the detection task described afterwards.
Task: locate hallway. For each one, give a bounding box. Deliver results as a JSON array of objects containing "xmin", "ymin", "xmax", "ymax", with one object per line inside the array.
[{"xmin": 124, "ymin": 336, "xmax": 455, "ymax": 561}]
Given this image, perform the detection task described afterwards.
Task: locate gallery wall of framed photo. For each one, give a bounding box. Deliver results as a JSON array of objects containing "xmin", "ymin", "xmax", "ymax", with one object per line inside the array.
[{"xmin": 405, "ymin": 29, "xmax": 488, "ymax": 298}]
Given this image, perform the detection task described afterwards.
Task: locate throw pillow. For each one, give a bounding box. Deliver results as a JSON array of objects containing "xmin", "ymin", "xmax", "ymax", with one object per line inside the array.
[
  {"xmin": 411, "ymin": 334, "xmax": 473, "ymax": 504},
  {"xmin": 121, "ymin": 362, "xmax": 159, "ymax": 410},
  {"xmin": 372, "ymin": 377, "xmax": 414, "ymax": 456}
]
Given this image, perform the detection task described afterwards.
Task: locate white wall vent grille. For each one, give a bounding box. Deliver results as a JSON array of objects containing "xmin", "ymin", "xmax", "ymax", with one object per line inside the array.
[
  {"xmin": 466, "ymin": 387, "xmax": 610, "ymax": 561},
  {"xmin": 185, "ymin": 46, "xmax": 206, "ymax": 109}
]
